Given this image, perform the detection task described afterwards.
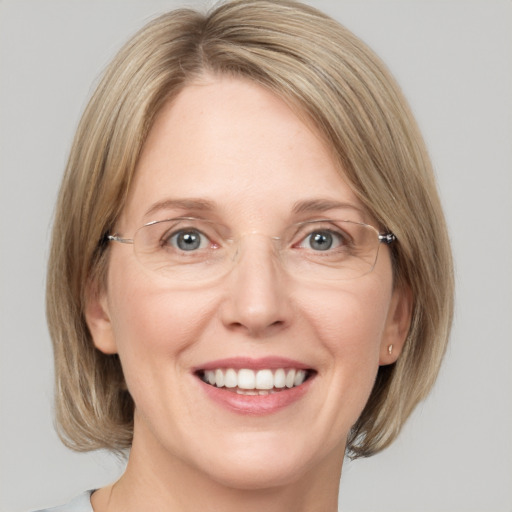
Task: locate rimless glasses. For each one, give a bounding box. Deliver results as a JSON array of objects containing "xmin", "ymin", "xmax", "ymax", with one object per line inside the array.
[{"xmin": 107, "ymin": 217, "xmax": 396, "ymax": 283}]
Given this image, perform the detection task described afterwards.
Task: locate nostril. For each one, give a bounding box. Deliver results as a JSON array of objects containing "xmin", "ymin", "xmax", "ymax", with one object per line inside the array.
[{"xmin": 225, "ymin": 318, "xmax": 287, "ymax": 337}]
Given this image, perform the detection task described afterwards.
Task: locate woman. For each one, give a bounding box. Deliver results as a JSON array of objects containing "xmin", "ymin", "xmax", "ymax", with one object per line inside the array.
[{"xmin": 41, "ymin": 0, "xmax": 453, "ymax": 510}]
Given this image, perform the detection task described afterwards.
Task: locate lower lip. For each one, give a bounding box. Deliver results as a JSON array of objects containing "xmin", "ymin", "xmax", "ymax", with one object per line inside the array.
[{"xmin": 198, "ymin": 377, "xmax": 314, "ymax": 415}]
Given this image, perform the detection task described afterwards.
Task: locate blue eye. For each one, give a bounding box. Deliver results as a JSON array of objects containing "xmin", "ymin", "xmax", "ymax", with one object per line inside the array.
[
  {"xmin": 300, "ymin": 229, "xmax": 345, "ymax": 251},
  {"xmin": 168, "ymin": 229, "xmax": 208, "ymax": 251},
  {"xmin": 309, "ymin": 231, "xmax": 334, "ymax": 251}
]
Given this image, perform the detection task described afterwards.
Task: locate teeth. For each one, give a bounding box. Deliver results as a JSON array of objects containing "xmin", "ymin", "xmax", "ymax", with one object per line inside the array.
[
  {"xmin": 215, "ymin": 369, "xmax": 224, "ymax": 388},
  {"xmin": 237, "ymin": 389, "xmax": 258, "ymax": 395},
  {"xmin": 224, "ymin": 368, "xmax": 237, "ymax": 388},
  {"xmin": 285, "ymin": 369, "xmax": 296, "ymax": 388},
  {"xmin": 255, "ymin": 369, "xmax": 274, "ymax": 390},
  {"xmin": 238, "ymin": 369, "xmax": 256, "ymax": 389},
  {"xmin": 207, "ymin": 371, "xmax": 216, "ymax": 385},
  {"xmin": 202, "ymin": 368, "xmax": 308, "ymax": 390},
  {"xmin": 294, "ymin": 369, "xmax": 306, "ymax": 386},
  {"xmin": 274, "ymin": 368, "xmax": 286, "ymax": 388}
]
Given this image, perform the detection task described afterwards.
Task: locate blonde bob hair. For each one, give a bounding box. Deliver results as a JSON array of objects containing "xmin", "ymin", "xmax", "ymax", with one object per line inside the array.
[{"xmin": 47, "ymin": 0, "xmax": 453, "ymax": 458}]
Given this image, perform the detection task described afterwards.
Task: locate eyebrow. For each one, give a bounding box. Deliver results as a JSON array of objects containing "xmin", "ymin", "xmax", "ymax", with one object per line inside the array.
[
  {"xmin": 291, "ymin": 199, "xmax": 366, "ymax": 217},
  {"xmin": 144, "ymin": 198, "xmax": 216, "ymax": 219},
  {"xmin": 143, "ymin": 197, "xmax": 366, "ymax": 220}
]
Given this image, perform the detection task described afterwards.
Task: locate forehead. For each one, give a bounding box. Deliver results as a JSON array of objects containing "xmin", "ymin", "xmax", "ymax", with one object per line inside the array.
[{"xmin": 122, "ymin": 75, "xmax": 367, "ymax": 227}]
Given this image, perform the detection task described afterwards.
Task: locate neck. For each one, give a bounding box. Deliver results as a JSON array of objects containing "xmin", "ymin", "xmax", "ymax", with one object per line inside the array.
[{"xmin": 92, "ymin": 421, "xmax": 344, "ymax": 512}]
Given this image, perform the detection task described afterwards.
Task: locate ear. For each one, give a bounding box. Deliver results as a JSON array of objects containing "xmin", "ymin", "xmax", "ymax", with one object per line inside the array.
[
  {"xmin": 84, "ymin": 280, "xmax": 118, "ymax": 355},
  {"xmin": 379, "ymin": 284, "xmax": 413, "ymax": 365}
]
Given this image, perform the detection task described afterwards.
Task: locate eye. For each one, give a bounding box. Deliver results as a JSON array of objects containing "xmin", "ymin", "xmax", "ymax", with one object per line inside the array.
[
  {"xmin": 165, "ymin": 228, "xmax": 210, "ymax": 252},
  {"xmin": 300, "ymin": 229, "xmax": 344, "ymax": 251}
]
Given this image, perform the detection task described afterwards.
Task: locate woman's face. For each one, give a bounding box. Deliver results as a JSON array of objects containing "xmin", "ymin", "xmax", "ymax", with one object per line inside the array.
[{"xmin": 88, "ymin": 75, "xmax": 409, "ymax": 489}]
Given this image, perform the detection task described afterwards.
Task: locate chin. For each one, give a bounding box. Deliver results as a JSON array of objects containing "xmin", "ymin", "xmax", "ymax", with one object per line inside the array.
[
  {"xmin": 199, "ymin": 453, "xmax": 313, "ymax": 491},
  {"xmin": 185, "ymin": 429, "xmax": 343, "ymax": 491}
]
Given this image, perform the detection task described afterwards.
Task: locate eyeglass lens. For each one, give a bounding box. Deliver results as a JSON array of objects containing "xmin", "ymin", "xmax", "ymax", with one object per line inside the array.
[{"xmin": 129, "ymin": 218, "xmax": 384, "ymax": 283}]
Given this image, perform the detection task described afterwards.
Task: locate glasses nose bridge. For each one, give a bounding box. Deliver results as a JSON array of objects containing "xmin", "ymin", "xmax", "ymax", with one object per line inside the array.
[{"xmin": 230, "ymin": 230, "xmax": 283, "ymax": 268}]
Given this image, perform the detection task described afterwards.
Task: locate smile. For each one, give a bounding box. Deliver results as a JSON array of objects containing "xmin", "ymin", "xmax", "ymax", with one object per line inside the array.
[
  {"xmin": 194, "ymin": 357, "xmax": 316, "ymax": 414},
  {"xmin": 198, "ymin": 368, "xmax": 310, "ymax": 395}
]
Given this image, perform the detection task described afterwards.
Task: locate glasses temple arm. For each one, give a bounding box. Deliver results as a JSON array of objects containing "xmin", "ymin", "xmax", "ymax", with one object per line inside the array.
[
  {"xmin": 378, "ymin": 233, "xmax": 396, "ymax": 244},
  {"xmin": 107, "ymin": 235, "xmax": 134, "ymax": 244}
]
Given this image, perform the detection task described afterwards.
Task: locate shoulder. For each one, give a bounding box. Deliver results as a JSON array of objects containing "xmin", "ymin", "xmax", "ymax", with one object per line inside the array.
[{"xmin": 30, "ymin": 491, "xmax": 94, "ymax": 512}]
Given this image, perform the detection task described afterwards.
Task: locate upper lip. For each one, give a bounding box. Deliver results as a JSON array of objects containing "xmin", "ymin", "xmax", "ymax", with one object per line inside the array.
[{"xmin": 194, "ymin": 356, "xmax": 313, "ymax": 372}]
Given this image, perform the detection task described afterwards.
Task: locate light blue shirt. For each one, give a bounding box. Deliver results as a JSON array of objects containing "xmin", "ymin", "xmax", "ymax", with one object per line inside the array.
[{"xmin": 32, "ymin": 491, "xmax": 94, "ymax": 512}]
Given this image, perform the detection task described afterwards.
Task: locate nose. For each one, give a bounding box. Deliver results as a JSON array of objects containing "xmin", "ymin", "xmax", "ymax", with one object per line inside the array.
[{"xmin": 219, "ymin": 235, "xmax": 292, "ymax": 338}]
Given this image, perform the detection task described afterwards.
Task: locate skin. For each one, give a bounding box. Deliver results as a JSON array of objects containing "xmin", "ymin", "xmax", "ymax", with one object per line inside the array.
[{"xmin": 86, "ymin": 75, "xmax": 411, "ymax": 512}]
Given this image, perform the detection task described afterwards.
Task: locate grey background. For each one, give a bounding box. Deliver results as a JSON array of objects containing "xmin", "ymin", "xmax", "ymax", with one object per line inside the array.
[{"xmin": 1, "ymin": 1, "xmax": 511, "ymax": 511}]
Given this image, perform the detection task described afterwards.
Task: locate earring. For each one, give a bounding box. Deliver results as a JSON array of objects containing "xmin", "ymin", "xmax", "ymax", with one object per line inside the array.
[{"xmin": 387, "ymin": 344, "xmax": 393, "ymax": 356}]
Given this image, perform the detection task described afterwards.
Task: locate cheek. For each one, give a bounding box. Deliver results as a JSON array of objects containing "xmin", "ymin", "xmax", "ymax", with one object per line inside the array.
[
  {"xmin": 106, "ymin": 258, "xmax": 217, "ymax": 384},
  {"xmin": 300, "ymin": 281, "xmax": 391, "ymax": 357},
  {"xmin": 297, "ymin": 281, "xmax": 392, "ymax": 421}
]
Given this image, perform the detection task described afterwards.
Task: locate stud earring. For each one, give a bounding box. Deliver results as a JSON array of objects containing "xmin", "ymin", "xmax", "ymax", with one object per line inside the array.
[{"xmin": 387, "ymin": 344, "xmax": 393, "ymax": 356}]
